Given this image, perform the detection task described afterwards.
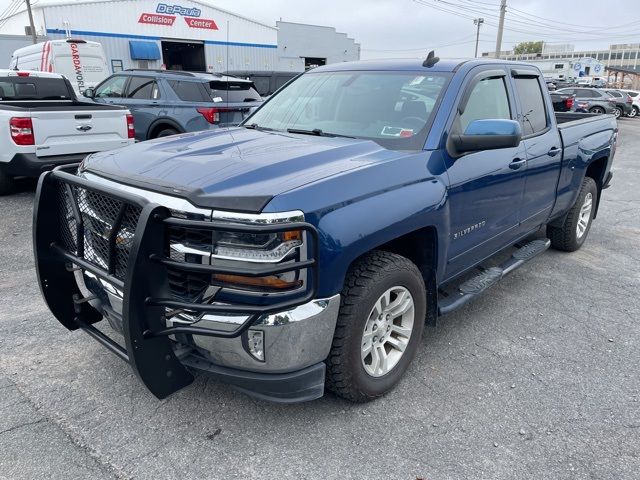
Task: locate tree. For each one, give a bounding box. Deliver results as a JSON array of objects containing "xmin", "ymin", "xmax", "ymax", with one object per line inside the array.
[{"xmin": 513, "ymin": 41, "xmax": 544, "ymax": 55}]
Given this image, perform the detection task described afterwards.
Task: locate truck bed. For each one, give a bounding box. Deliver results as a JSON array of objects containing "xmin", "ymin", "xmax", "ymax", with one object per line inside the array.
[{"xmin": 0, "ymin": 100, "xmax": 127, "ymax": 112}]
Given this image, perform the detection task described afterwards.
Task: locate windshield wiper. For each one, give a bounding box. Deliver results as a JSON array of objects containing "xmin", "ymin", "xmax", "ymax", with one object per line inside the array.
[
  {"xmin": 244, "ymin": 123, "xmax": 276, "ymax": 132},
  {"xmin": 286, "ymin": 128, "xmax": 355, "ymax": 139}
]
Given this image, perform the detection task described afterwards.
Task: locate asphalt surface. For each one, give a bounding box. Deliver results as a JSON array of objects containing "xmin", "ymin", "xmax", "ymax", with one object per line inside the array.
[{"xmin": 1, "ymin": 120, "xmax": 639, "ymax": 480}]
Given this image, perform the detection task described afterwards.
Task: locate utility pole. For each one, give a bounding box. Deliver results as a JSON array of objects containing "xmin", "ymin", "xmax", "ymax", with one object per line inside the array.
[
  {"xmin": 25, "ymin": 0, "xmax": 37, "ymax": 44},
  {"xmin": 494, "ymin": 0, "xmax": 506, "ymax": 59},
  {"xmin": 474, "ymin": 18, "xmax": 484, "ymax": 58}
]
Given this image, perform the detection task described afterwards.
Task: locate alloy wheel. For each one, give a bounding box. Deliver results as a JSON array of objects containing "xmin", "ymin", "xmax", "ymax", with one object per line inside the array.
[
  {"xmin": 361, "ymin": 286, "xmax": 415, "ymax": 377},
  {"xmin": 576, "ymin": 192, "xmax": 593, "ymax": 239}
]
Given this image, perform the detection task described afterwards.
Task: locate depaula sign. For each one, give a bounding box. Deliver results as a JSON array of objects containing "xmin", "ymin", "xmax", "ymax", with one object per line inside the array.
[
  {"xmin": 138, "ymin": 3, "xmax": 218, "ymax": 29},
  {"xmin": 156, "ymin": 3, "xmax": 201, "ymax": 17}
]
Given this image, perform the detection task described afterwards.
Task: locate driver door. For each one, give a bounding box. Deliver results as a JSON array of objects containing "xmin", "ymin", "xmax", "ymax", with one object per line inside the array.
[{"xmin": 442, "ymin": 67, "xmax": 528, "ymax": 280}]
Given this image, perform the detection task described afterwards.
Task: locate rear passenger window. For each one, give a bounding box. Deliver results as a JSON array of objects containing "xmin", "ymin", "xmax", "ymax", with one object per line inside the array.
[
  {"xmin": 126, "ymin": 77, "xmax": 160, "ymax": 100},
  {"xmin": 168, "ymin": 80, "xmax": 208, "ymax": 102},
  {"xmin": 514, "ymin": 77, "xmax": 548, "ymax": 136},
  {"xmin": 459, "ymin": 77, "xmax": 511, "ymax": 132}
]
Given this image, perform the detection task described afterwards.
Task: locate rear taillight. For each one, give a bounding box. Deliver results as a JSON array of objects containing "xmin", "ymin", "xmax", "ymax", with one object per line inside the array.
[
  {"xmin": 566, "ymin": 97, "xmax": 574, "ymax": 109},
  {"xmin": 627, "ymin": 96, "xmax": 633, "ymax": 104},
  {"xmin": 9, "ymin": 117, "xmax": 34, "ymax": 145},
  {"xmin": 126, "ymin": 114, "xmax": 135, "ymax": 138},
  {"xmin": 197, "ymin": 107, "xmax": 220, "ymax": 124}
]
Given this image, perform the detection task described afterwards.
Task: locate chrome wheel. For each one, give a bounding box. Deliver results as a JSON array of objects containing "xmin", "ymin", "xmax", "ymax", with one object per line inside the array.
[
  {"xmin": 576, "ymin": 192, "xmax": 593, "ymax": 239},
  {"xmin": 361, "ymin": 286, "xmax": 415, "ymax": 377},
  {"xmin": 630, "ymin": 107, "xmax": 638, "ymax": 118},
  {"xmin": 614, "ymin": 107, "xmax": 622, "ymax": 118}
]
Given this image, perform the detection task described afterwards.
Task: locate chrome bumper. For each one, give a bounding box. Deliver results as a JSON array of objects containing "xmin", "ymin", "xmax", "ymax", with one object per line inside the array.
[{"xmin": 77, "ymin": 270, "xmax": 340, "ymax": 374}]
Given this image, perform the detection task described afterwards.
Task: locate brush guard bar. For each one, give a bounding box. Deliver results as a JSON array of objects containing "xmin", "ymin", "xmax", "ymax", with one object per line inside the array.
[{"xmin": 33, "ymin": 168, "xmax": 319, "ymax": 399}]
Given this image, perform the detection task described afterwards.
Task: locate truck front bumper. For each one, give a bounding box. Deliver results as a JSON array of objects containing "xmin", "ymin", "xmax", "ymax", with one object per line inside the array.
[{"xmin": 33, "ymin": 168, "xmax": 335, "ymax": 403}]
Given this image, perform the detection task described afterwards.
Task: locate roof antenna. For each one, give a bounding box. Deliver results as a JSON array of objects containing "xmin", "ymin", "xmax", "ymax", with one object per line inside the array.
[{"xmin": 423, "ymin": 50, "xmax": 439, "ymax": 68}]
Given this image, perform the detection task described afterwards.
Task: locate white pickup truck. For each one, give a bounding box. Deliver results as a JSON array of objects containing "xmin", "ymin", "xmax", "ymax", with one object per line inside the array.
[{"xmin": 0, "ymin": 70, "xmax": 134, "ymax": 194}]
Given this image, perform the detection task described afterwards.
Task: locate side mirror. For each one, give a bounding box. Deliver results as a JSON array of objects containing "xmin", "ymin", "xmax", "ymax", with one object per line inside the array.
[
  {"xmin": 83, "ymin": 88, "xmax": 95, "ymax": 98},
  {"xmin": 450, "ymin": 119, "xmax": 522, "ymax": 155}
]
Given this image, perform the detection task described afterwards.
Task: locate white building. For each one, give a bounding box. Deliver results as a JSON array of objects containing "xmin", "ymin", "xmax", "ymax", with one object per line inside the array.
[
  {"xmin": 0, "ymin": 0, "xmax": 360, "ymax": 74},
  {"xmin": 530, "ymin": 57, "xmax": 606, "ymax": 81}
]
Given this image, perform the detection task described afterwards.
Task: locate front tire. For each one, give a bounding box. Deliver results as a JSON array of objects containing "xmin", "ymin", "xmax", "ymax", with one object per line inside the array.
[
  {"xmin": 547, "ymin": 177, "xmax": 598, "ymax": 252},
  {"xmin": 325, "ymin": 251, "xmax": 426, "ymax": 402}
]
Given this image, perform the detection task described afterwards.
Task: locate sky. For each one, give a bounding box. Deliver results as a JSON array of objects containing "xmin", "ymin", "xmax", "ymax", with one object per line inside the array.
[{"xmin": 1, "ymin": 0, "xmax": 638, "ymax": 58}]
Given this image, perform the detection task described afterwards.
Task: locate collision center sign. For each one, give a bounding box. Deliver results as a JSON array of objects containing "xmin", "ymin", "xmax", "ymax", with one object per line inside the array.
[
  {"xmin": 138, "ymin": 13, "xmax": 176, "ymax": 26},
  {"xmin": 138, "ymin": 3, "xmax": 218, "ymax": 29}
]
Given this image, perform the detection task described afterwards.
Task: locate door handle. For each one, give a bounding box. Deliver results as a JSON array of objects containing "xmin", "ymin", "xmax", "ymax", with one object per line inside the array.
[
  {"xmin": 548, "ymin": 147, "xmax": 561, "ymax": 157},
  {"xmin": 509, "ymin": 157, "xmax": 526, "ymax": 170}
]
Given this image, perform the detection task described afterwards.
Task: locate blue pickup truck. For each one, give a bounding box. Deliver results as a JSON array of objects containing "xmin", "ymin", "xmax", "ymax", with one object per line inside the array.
[{"xmin": 33, "ymin": 56, "xmax": 616, "ymax": 403}]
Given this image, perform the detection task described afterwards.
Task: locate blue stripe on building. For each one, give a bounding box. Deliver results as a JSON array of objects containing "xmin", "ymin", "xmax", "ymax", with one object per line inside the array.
[{"xmin": 46, "ymin": 29, "xmax": 278, "ymax": 49}]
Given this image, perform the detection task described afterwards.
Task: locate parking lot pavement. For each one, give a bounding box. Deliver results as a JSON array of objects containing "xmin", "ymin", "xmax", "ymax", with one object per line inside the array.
[{"xmin": 0, "ymin": 120, "xmax": 638, "ymax": 480}]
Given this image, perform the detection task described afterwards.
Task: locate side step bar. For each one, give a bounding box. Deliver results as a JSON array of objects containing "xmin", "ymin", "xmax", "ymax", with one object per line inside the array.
[{"xmin": 438, "ymin": 238, "xmax": 550, "ymax": 315}]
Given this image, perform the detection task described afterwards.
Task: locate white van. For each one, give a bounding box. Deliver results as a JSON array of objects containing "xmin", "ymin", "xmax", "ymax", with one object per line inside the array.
[{"xmin": 9, "ymin": 39, "xmax": 109, "ymax": 94}]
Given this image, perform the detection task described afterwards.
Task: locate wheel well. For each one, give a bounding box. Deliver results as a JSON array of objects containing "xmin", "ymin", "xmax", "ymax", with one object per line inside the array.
[
  {"xmin": 148, "ymin": 121, "xmax": 182, "ymax": 139},
  {"xmin": 370, "ymin": 227, "xmax": 439, "ymax": 327},
  {"xmin": 585, "ymin": 156, "xmax": 607, "ymax": 218}
]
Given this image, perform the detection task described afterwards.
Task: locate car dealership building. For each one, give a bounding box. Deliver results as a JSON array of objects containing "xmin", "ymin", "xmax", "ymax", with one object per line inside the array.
[{"xmin": 0, "ymin": 0, "xmax": 360, "ymax": 73}]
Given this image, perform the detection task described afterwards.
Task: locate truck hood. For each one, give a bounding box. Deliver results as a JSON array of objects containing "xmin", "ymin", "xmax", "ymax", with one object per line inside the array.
[{"xmin": 82, "ymin": 127, "xmax": 393, "ymax": 213}]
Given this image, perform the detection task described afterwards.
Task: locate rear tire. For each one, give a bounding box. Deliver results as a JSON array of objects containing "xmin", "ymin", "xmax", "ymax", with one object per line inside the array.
[
  {"xmin": 589, "ymin": 106, "xmax": 605, "ymax": 114},
  {"xmin": 547, "ymin": 177, "xmax": 598, "ymax": 252},
  {"xmin": 613, "ymin": 107, "xmax": 623, "ymax": 118},
  {"xmin": 631, "ymin": 106, "xmax": 639, "ymax": 118},
  {"xmin": 155, "ymin": 128, "xmax": 179, "ymax": 138},
  {"xmin": 0, "ymin": 170, "xmax": 15, "ymax": 196},
  {"xmin": 325, "ymin": 250, "xmax": 426, "ymax": 402}
]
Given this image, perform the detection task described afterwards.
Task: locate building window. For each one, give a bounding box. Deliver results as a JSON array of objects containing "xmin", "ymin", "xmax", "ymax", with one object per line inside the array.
[
  {"xmin": 554, "ymin": 63, "xmax": 564, "ymax": 69},
  {"xmin": 624, "ymin": 52, "xmax": 632, "ymax": 59},
  {"xmin": 111, "ymin": 59, "xmax": 123, "ymax": 73}
]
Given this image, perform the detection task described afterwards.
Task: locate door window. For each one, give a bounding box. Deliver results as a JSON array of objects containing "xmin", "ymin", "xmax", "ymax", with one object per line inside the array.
[
  {"xmin": 95, "ymin": 76, "xmax": 127, "ymax": 98},
  {"xmin": 459, "ymin": 76, "xmax": 511, "ymax": 132},
  {"xmin": 126, "ymin": 76, "xmax": 160, "ymax": 99},
  {"xmin": 513, "ymin": 77, "xmax": 548, "ymax": 136}
]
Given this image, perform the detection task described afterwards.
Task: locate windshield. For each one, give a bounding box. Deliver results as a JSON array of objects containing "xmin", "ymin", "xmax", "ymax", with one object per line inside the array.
[{"xmin": 244, "ymin": 70, "xmax": 451, "ymax": 150}]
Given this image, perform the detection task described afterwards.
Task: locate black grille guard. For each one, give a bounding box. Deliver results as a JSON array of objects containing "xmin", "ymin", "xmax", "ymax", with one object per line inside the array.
[{"xmin": 33, "ymin": 168, "xmax": 319, "ymax": 399}]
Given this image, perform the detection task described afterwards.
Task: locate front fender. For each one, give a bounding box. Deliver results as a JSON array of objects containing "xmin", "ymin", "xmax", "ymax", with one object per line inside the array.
[{"xmin": 313, "ymin": 178, "xmax": 448, "ymax": 297}]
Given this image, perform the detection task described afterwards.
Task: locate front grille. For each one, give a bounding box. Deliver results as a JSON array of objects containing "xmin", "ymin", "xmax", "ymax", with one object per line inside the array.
[
  {"xmin": 167, "ymin": 226, "xmax": 212, "ymax": 301},
  {"xmin": 59, "ymin": 182, "xmax": 141, "ymax": 279}
]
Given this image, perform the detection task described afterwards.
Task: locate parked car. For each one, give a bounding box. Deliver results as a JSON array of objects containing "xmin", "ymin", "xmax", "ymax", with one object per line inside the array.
[
  {"xmin": 223, "ymin": 70, "xmax": 300, "ymax": 97},
  {"xmin": 0, "ymin": 69, "xmax": 133, "ymax": 194},
  {"xmin": 9, "ymin": 39, "xmax": 109, "ymax": 95},
  {"xmin": 82, "ymin": 69, "xmax": 263, "ymax": 140},
  {"xmin": 618, "ymin": 89, "xmax": 640, "ymax": 117},
  {"xmin": 33, "ymin": 58, "xmax": 617, "ymax": 403},
  {"xmin": 603, "ymin": 89, "xmax": 633, "ymax": 118},
  {"xmin": 549, "ymin": 91, "xmax": 575, "ymax": 111},
  {"xmin": 556, "ymin": 87, "xmax": 617, "ymax": 115}
]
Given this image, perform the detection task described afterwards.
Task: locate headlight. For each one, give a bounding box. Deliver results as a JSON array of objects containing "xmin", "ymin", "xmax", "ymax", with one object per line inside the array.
[{"xmin": 213, "ymin": 230, "xmax": 303, "ymax": 263}]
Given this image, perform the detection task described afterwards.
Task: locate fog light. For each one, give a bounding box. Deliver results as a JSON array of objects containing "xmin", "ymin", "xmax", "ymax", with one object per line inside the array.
[{"xmin": 247, "ymin": 329, "xmax": 265, "ymax": 361}]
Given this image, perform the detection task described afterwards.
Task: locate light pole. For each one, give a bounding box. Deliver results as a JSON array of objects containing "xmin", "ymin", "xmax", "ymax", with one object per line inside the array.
[
  {"xmin": 474, "ymin": 18, "xmax": 484, "ymax": 58},
  {"xmin": 494, "ymin": 0, "xmax": 507, "ymax": 58}
]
